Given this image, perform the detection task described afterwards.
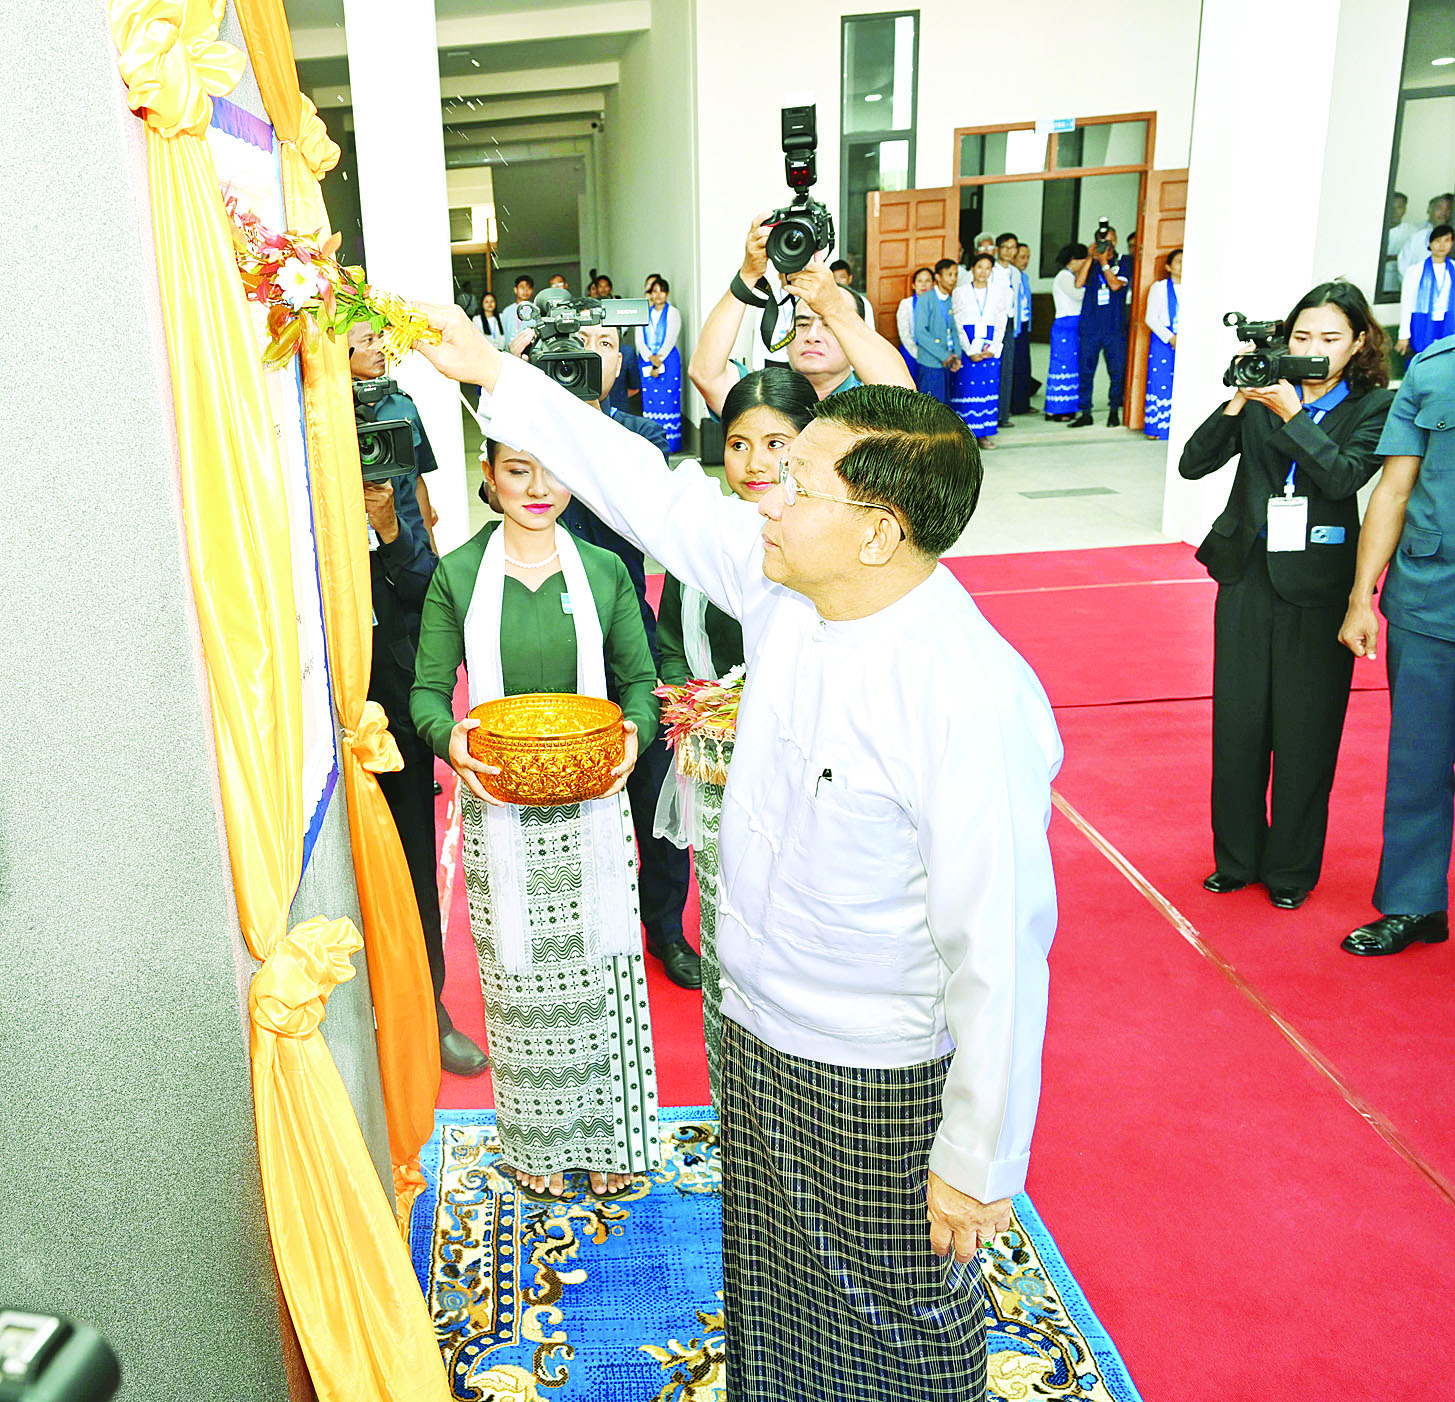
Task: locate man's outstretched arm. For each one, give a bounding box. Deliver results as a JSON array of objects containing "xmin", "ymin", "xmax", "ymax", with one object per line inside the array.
[{"xmin": 417, "ymin": 305, "xmax": 762, "ymax": 619}]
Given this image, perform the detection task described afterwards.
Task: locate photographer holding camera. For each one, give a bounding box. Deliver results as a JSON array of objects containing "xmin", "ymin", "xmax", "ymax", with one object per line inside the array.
[
  {"xmin": 1179, "ymin": 282, "xmax": 1394, "ymax": 911},
  {"xmin": 1070, "ymin": 221, "xmax": 1128, "ymax": 428},
  {"xmin": 690, "ymin": 104, "xmax": 913, "ymax": 415}
]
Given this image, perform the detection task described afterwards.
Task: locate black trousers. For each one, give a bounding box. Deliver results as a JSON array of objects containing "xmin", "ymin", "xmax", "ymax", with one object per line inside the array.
[
  {"xmin": 375, "ymin": 719, "xmax": 451, "ymax": 1034},
  {"xmin": 1210, "ymin": 546, "xmax": 1355, "ymax": 888},
  {"xmin": 626, "ymin": 726, "xmax": 691, "ymax": 949}
]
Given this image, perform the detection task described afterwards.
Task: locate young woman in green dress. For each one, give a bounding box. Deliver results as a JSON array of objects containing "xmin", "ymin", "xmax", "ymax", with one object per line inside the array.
[
  {"xmin": 655, "ymin": 366, "xmax": 818, "ymax": 1105},
  {"xmin": 411, "ymin": 439, "xmax": 662, "ymax": 1198}
]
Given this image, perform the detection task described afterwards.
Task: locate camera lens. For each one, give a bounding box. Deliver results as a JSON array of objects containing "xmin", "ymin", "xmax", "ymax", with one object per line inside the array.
[
  {"xmin": 358, "ymin": 430, "xmax": 386, "ymax": 467},
  {"xmin": 551, "ymin": 359, "xmax": 588, "ymax": 393},
  {"xmin": 767, "ymin": 217, "xmax": 815, "ymax": 274}
]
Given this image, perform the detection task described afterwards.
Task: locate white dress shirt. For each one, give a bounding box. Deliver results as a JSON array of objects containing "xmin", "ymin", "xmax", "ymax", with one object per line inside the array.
[
  {"xmin": 485, "ymin": 354, "xmax": 1063, "ymax": 1202},
  {"xmin": 1051, "ymin": 268, "xmax": 1085, "ymax": 319},
  {"xmin": 990, "ymin": 261, "xmax": 1019, "ymax": 327},
  {"xmin": 1399, "ymin": 258, "xmax": 1452, "ymax": 340}
]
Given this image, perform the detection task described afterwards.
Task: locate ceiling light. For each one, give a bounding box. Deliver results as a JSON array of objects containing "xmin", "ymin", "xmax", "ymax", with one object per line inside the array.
[
  {"xmin": 471, "ymin": 58, "xmax": 480, "ymax": 67},
  {"xmin": 864, "ymin": 93, "xmax": 883, "ymax": 102},
  {"xmin": 1434, "ymin": 55, "xmax": 1455, "ymax": 66}
]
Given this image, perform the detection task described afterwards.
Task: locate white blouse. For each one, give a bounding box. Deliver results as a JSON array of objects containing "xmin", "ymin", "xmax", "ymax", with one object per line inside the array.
[
  {"xmin": 1400, "ymin": 259, "xmax": 1452, "ymax": 340},
  {"xmin": 1051, "ymin": 268, "xmax": 1085, "ymax": 319},
  {"xmin": 1144, "ymin": 278, "xmax": 1179, "ymax": 344},
  {"xmin": 952, "ymin": 282, "xmax": 1008, "ymax": 357},
  {"xmin": 637, "ymin": 303, "xmax": 683, "ymax": 362},
  {"xmin": 485, "ymin": 354, "xmax": 1063, "ymax": 1203},
  {"xmin": 896, "ymin": 294, "xmax": 917, "ymax": 352}
]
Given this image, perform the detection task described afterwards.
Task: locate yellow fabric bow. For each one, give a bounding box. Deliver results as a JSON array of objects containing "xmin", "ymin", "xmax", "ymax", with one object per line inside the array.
[
  {"xmin": 110, "ymin": 0, "xmax": 245, "ymax": 139},
  {"xmin": 344, "ymin": 700, "xmax": 404, "ymax": 774},
  {"xmin": 250, "ymin": 916, "xmax": 363, "ymax": 1039},
  {"xmin": 292, "ymin": 96, "xmax": 340, "ymax": 179}
]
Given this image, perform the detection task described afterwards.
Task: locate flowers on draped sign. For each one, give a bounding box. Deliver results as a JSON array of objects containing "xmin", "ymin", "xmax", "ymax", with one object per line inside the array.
[
  {"xmin": 225, "ymin": 190, "xmax": 442, "ymax": 370},
  {"xmin": 653, "ymin": 668, "xmax": 744, "ymax": 786}
]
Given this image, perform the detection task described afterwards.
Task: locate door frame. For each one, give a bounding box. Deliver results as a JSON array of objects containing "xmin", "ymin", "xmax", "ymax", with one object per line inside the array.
[{"xmin": 951, "ymin": 113, "xmax": 1157, "ymax": 419}]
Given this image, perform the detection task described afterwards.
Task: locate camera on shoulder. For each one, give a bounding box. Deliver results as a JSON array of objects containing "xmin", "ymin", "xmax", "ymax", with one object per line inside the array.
[
  {"xmin": 1222, "ymin": 311, "xmax": 1330, "ymax": 389},
  {"xmin": 519, "ymin": 289, "xmax": 649, "ymax": 401},
  {"xmin": 762, "ymin": 103, "xmax": 836, "ymax": 275},
  {"xmin": 352, "ymin": 377, "xmax": 416, "ymax": 483}
]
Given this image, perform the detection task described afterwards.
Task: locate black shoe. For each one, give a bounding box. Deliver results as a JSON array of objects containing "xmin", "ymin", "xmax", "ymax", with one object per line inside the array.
[
  {"xmin": 1000, "ymin": 418, "xmax": 1016, "ymax": 428},
  {"xmin": 1203, "ymin": 870, "xmax": 1248, "ymax": 894},
  {"xmin": 1068, "ymin": 414, "xmax": 1093, "ymax": 428},
  {"xmin": 1341, "ymin": 911, "xmax": 1449, "ymax": 956},
  {"xmin": 649, "ymin": 938, "xmax": 702, "ymax": 989},
  {"xmin": 1267, "ymin": 886, "xmax": 1310, "ymax": 910},
  {"xmin": 440, "ymin": 1027, "xmax": 491, "ymax": 1077},
  {"xmin": 1107, "ymin": 408, "xmax": 1121, "ymax": 428}
]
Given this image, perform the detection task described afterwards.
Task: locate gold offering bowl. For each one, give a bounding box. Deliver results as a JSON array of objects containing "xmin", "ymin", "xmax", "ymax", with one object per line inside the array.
[{"xmin": 466, "ymin": 693, "xmax": 625, "ymax": 806}]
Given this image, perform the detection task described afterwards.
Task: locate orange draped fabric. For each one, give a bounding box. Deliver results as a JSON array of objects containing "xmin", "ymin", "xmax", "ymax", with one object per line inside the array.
[
  {"xmin": 108, "ymin": 2, "xmax": 448, "ymax": 1398},
  {"xmin": 231, "ymin": 0, "xmax": 442, "ymax": 1207}
]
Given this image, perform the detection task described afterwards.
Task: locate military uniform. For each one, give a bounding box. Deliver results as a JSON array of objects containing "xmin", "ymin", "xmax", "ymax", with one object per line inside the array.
[{"xmin": 1373, "ymin": 336, "xmax": 1455, "ymax": 915}]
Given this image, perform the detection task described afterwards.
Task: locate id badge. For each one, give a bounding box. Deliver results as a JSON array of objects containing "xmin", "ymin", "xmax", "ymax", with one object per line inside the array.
[
  {"xmin": 1266, "ymin": 495, "xmax": 1309, "ymax": 553},
  {"xmin": 1097, "ymin": 284, "xmax": 1110, "ymax": 306}
]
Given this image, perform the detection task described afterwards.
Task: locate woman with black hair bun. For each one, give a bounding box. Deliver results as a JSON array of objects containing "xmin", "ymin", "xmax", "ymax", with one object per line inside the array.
[
  {"xmin": 1179, "ymin": 280, "xmax": 1395, "ymax": 911},
  {"xmin": 655, "ymin": 364, "xmax": 818, "ymax": 1105}
]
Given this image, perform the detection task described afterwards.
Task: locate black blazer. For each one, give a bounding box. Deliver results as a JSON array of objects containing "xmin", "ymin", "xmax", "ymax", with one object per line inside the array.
[{"xmin": 1179, "ymin": 385, "xmax": 1395, "ymax": 607}]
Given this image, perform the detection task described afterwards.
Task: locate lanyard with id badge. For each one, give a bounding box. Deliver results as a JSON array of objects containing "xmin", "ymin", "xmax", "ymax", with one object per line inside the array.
[{"xmin": 1266, "ymin": 381, "xmax": 1349, "ymax": 552}]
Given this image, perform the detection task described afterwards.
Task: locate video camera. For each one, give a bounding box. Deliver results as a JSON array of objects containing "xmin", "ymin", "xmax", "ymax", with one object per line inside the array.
[
  {"xmin": 0, "ymin": 1311, "xmax": 119, "ymax": 1401},
  {"xmin": 763, "ymin": 103, "xmax": 836, "ymax": 275},
  {"xmin": 519, "ymin": 289, "xmax": 649, "ymax": 401},
  {"xmin": 1222, "ymin": 311, "xmax": 1329, "ymax": 389},
  {"xmin": 352, "ymin": 378, "xmax": 416, "ymax": 483}
]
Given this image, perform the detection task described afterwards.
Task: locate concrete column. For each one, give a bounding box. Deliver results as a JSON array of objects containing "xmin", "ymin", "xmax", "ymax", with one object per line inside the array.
[
  {"xmin": 344, "ymin": 0, "xmax": 471, "ymax": 550},
  {"xmin": 1162, "ymin": 0, "xmax": 1409, "ymax": 545}
]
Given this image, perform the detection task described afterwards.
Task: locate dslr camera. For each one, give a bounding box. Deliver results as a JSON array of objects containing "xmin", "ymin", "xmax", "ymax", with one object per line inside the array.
[
  {"xmin": 763, "ymin": 103, "xmax": 836, "ymax": 275},
  {"xmin": 518, "ymin": 288, "xmax": 649, "ymax": 401},
  {"xmin": 1092, "ymin": 217, "xmax": 1115, "ymax": 258},
  {"xmin": 352, "ymin": 377, "xmax": 416, "ymax": 483},
  {"xmin": 1222, "ymin": 311, "xmax": 1330, "ymax": 389}
]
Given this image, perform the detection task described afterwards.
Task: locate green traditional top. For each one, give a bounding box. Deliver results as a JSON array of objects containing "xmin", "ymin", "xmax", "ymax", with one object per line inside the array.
[
  {"xmin": 656, "ymin": 573, "xmax": 746, "ymax": 686},
  {"xmin": 410, "ymin": 521, "xmax": 659, "ymax": 761}
]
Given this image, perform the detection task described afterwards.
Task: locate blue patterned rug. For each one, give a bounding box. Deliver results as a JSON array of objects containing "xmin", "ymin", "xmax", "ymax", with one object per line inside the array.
[{"xmin": 409, "ymin": 1107, "xmax": 1141, "ymax": 1401}]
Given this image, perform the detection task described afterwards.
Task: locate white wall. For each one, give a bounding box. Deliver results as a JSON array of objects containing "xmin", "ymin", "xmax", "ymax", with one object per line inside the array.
[{"xmin": 601, "ymin": 0, "xmax": 701, "ymax": 414}]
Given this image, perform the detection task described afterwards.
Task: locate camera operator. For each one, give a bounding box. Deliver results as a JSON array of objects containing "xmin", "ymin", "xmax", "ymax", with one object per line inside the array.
[
  {"xmin": 348, "ymin": 324, "xmax": 441, "ymax": 554},
  {"xmin": 1070, "ymin": 223, "xmax": 1128, "ymax": 428},
  {"xmin": 1336, "ymin": 336, "xmax": 1455, "ymax": 957},
  {"xmin": 689, "ymin": 213, "xmax": 914, "ymax": 417},
  {"xmin": 505, "ymin": 317, "xmax": 701, "ymax": 991},
  {"xmin": 363, "ymin": 478, "xmax": 490, "ymax": 1076},
  {"xmin": 1179, "ymin": 281, "xmax": 1394, "ymax": 912}
]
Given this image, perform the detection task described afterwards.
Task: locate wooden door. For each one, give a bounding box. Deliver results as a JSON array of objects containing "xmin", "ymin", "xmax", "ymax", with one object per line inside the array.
[
  {"xmin": 1124, "ymin": 168, "xmax": 1188, "ymax": 431},
  {"xmin": 865, "ymin": 186, "xmax": 958, "ymax": 335}
]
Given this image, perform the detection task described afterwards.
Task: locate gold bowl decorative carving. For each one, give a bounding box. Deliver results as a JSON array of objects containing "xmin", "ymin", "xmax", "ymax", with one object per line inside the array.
[{"xmin": 466, "ymin": 693, "xmax": 625, "ymax": 806}]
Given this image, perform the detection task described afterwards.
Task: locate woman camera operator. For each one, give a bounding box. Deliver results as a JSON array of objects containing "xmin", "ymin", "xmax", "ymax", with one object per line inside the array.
[{"xmin": 1179, "ymin": 281, "xmax": 1394, "ymax": 911}]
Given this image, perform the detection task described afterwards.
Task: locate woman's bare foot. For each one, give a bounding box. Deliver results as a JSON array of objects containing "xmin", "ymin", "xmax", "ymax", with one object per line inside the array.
[
  {"xmin": 587, "ymin": 1170, "xmax": 635, "ymax": 1195},
  {"xmin": 518, "ymin": 1171, "xmax": 566, "ymax": 1196}
]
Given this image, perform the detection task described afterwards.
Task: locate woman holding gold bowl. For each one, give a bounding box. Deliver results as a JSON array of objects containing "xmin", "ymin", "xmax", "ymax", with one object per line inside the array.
[{"xmin": 411, "ymin": 438, "xmax": 662, "ymax": 1198}]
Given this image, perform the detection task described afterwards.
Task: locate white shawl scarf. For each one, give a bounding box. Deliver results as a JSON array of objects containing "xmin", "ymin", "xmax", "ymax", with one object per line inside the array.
[{"xmin": 463, "ymin": 525, "xmax": 637, "ymax": 973}]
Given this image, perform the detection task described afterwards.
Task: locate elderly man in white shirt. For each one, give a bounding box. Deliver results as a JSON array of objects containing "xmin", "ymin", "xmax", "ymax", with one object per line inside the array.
[{"xmin": 418, "ymin": 304, "xmax": 1062, "ymax": 1402}]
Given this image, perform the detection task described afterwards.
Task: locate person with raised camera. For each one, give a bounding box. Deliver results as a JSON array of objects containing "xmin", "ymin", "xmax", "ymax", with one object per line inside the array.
[
  {"xmin": 417, "ymin": 299, "xmax": 1061, "ymax": 1402},
  {"xmin": 689, "ymin": 213, "xmax": 914, "ymax": 417},
  {"xmin": 1336, "ymin": 333, "xmax": 1455, "ymax": 957},
  {"xmin": 508, "ymin": 310, "xmax": 702, "ymax": 991},
  {"xmin": 1070, "ymin": 223, "xmax": 1128, "ymax": 428},
  {"xmin": 410, "ymin": 435, "xmax": 661, "ymax": 1200},
  {"xmin": 1179, "ymin": 281, "xmax": 1394, "ymax": 911}
]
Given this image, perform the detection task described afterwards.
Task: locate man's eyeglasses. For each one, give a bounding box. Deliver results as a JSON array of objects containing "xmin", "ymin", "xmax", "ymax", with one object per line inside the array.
[{"xmin": 777, "ymin": 463, "xmax": 898, "ymax": 523}]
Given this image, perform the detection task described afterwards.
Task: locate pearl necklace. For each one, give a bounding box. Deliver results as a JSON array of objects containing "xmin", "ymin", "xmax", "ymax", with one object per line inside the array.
[{"xmin": 504, "ymin": 548, "xmax": 559, "ymax": 569}]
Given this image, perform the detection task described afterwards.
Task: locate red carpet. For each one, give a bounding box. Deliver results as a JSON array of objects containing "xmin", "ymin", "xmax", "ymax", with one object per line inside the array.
[{"xmin": 428, "ymin": 542, "xmax": 1454, "ymax": 1396}]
